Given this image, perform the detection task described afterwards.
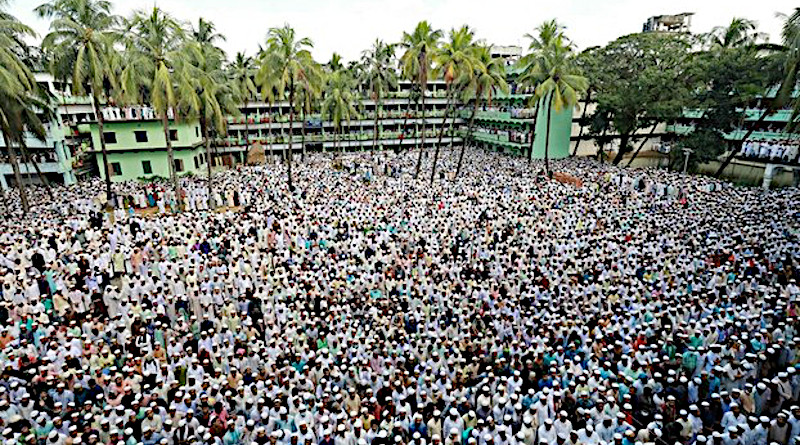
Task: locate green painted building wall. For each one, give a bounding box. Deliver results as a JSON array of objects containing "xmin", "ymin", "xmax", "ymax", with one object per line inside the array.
[
  {"xmin": 87, "ymin": 119, "xmax": 207, "ymax": 182},
  {"xmin": 531, "ymin": 99, "xmax": 573, "ymax": 159},
  {"xmin": 93, "ymin": 147, "xmax": 207, "ymax": 182}
]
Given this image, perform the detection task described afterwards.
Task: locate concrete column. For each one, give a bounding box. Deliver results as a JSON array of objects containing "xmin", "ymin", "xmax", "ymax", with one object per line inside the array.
[
  {"xmin": 793, "ymin": 168, "xmax": 800, "ymax": 187},
  {"xmin": 763, "ymin": 163, "xmax": 779, "ymax": 189}
]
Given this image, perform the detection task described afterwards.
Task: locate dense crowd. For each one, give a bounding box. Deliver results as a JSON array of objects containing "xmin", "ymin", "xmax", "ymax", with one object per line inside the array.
[
  {"xmin": 0, "ymin": 149, "xmax": 799, "ymax": 445},
  {"xmin": 738, "ymin": 140, "xmax": 799, "ymax": 164}
]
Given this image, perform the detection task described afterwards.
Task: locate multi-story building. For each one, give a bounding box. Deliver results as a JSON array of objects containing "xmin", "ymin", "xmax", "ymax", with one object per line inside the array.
[
  {"xmin": 0, "ymin": 73, "xmax": 93, "ymax": 190},
  {"xmin": 83, "ymin": 106, "xmax": 207, "ymax": 182},
  {"xmin": 221, "ymin": 79, "xmax": 464, "ymax": 162},
  {"xmin": 642, "ymin": 13, "xmax": 694, "ymax": 33}
]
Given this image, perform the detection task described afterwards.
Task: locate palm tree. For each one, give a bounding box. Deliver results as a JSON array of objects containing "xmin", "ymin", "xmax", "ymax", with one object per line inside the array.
[
  {"xmin": 714, "ymin": 14, "xmax": 792, "ymax": 177},
  {"xmin": 519, "ymin": 22, "xmax": 587, "ymax": 177},
  {"xmin": 431, "ymin": 25, "xmax": 477, "ymax": 184},
  {"xmin": 321, "ymin": 68, "xmax": 359, "ymax": 158},
  {"xmin": 705, "ymin": 18, "xmax": 766, "ymax": 50},
  {"xmin": 257, "ymin": 24, "xmax": 316, "ymax": 192},
  {"xmin": 456, "ymin": 45, "xmax": 508, "ymax": 178},
  {"xmin": 400, "ymin": 21, "xmax": 443, "ymax": 179},
  {"xmin": 230, "ymin": 52, "xmax": 257, "ymax": 163},
  {"xmin": 360, "ymin": 40, "xmax": 399, "ymax": 157},
  {"xmin": 295, "ymin": 59, "xmax": 323, "ymax": 161},
  {"xmin": 177, "ymin": 18, "xmax": 236, "ymax": 209},
  {"xmin": 0, "ymin": 1, "xmax": 47, "ymax": 213},
  {"xmin": 518, "ymin": 20, "xmax": 569, "ymax": 164},
  {"xmin": 120, "ymin": 7, "xmax": 185, "ymax": 204},
  {"xmin": 37, "ymin": 0, "xmax": 120, "ymax": 204}
]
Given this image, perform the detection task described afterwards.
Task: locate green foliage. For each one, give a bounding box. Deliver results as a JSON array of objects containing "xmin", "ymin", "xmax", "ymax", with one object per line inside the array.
[{"xmin": 585, "ymin": 32, "xmax": 693, "ymax": 164}]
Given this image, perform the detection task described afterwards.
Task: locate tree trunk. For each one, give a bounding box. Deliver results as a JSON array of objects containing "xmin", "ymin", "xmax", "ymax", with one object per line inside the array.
[
  {"xmin": 161, "ymin": 110, "xmax": 180, "ymax": 209},
  {"xmin": 597, "ymin": 127, "xmax": 608, "ymax": 162},
  {"xmin": 372, "ymin": 94, "xmax": 380, "ymax": 156},
  {"xmin": 624, "ymin": 123, "xmax": 659, "ymax": 167},
  {"xmin": 92, "ymin": 94, "xmax": 113, "ymax": 204},
  {"xmin": 611, "ymin": 132, "xmax": 631, "ymax": 165},
  {"xmin": 243, "ymin": 105, "xmax": 251, "ymax": 165},
  {"xmin": 414, "ymin": 80, "xmax": 426, "ymax": 179},
  {"xmin": 200, "ymin": 115, "xmax": 214, "ymax": 210},
  {"xmin": 399, "ymin": 99, "xmax": 412, "ymax": 154},
  {"xmin": 445, "ymin": 103, "xmax": 458, "ymax": 154},
  {"xmin": 571, "ymin": 88, "xmax": 591, "ymax": 157},
  {"xmin": 714, "ymin": 108, "xmax": 772, "ymax": 178},
  {"xmin": 544, "ymin": 93, "xmax": 553, "ymax": 178},
  {"xmin": 287, "ymin": 82, "xmax": 294, "ymax": 193},
  {"xmin": 267, "ymin": 106, "xmax": 274, "ymax": 163},
  {"xmin": 527, "ymin": 99, "xmax": 540, "ymax": 163},
  {"xmin": 430, "ymin": 84, "xmax": 452, "ymax": 185},
  {"xmin": 301, "ymin": 109, "xmax": 307, "ymax": 162},
  {"xmin": 19, "ymin": 144, "xmax": 53, "ymax": 200},
  {"xmin": 456, "ymin": 96, "xmax": 480, "ymax": 179},
  {"xmin": 2, "ymin": 132, "xmax": 28, "ymax": 214}
]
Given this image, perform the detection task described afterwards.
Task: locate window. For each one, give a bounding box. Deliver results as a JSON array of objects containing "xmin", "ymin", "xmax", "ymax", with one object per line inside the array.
[
  {"xmin": 174, "ymin": 159, "xmax": 184, "ymax": 172},
  {"xmin": 193, "ymin": 156, "xmax": 199, "ymax": 169},
  {"xmin": 142, "ymin": 160, "xmax": 152, "ymax": 175},
  {"xmin": 169, "ymin": 129, "xmax": 179, "ymax": 141},
  {"xmin": 134, "ymin": 131, "xmax": 148, "ymax": 143},
  {"xmin": 195, "ymin": 126, "xmax": 200, "ymax": 137},
  {"xmin": 103, "ymin": 132, "xmax": 117, "ymax": 143},
  {"xmin": 111, "ymin": 162, "xmax": 122, "ymax": 176}
]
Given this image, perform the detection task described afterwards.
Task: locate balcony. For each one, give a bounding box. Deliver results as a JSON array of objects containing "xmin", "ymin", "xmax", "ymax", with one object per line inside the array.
[{"xmin": 666, "ymin": 124, "xmax": 800, "ymax": 140}]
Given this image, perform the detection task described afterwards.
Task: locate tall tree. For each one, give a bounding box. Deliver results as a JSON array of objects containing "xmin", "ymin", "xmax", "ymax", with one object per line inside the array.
[
  {"xmin": 120, "ymin": 7, "xmax": 186, "ymax": 204},
  {"xmin": 229, "ymin": 52, "xmax": 257, "ymax": 163},
  {"xmin": 400, "ymin": 21, "xmax": 442, "ymax": 179},
  {"xmin": 456, "ymin": 46, "xmax": 507, "ymax": 178},
  {"xmin": 321, "ymin": 68, "xmax": 359, "ymax": 159},
  {"xmin": 360, "ymin": 40, "xmax": 398, "ymax": 157},
  {"xmin": 430, "ymin": 25, "xmax": 477, "ymax": 184},
  {"xmin": 0, "ymin": 1, "xmax": 49, "ymax": 213},
  {"xmin": 257, "ymin": 24, "xmax": 316, "ymax": 192},
  {"xmin": 518, "ymin": 20, "xmax": 569, "ymax": 163},
  {"xmin": 704, "ymin": 17, "xmax": 766, "ymax": 50},
  {"xmin": 587, "ymin": 33, "xmax": 692, "ymax": 166},
  {"xmin": 520, "ymin": 22, "xmax": 587, "ymax": 176},
  {"xmin": 713, "ymin": 14, "xmax": 791, "ymax": 177},
  {"xmin": 37, "ymin": 0, "xmax": 120, "ymax": 204},
  {"xmin": 178, "ymin": 18, "xmax": 238, "ymax": 209}
]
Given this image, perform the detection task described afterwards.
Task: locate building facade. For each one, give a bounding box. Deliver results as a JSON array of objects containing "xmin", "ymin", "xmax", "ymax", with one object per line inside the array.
[{"xmin": 85, "ymin": 108, "xmax": 207, "ymax": 182}]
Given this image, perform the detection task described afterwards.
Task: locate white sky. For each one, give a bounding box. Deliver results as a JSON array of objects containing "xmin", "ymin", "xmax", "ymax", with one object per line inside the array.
[{"xmin": 7, "ymin": 0, "xmax": 798, "ymax": 63}]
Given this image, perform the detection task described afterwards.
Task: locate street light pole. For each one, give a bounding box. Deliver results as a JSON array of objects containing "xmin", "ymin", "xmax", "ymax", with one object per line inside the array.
[{"xmin": 682, "ymin": 148, "xmax": 694, "ymax": 174}]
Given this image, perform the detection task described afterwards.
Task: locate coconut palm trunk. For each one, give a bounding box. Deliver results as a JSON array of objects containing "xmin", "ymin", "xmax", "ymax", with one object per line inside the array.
[
  {"xmin": 243, "ymin": 110, "xmax": 251, "ymax": 165},
  {"xmin": 430, "ymin": 85, "xmax": 452, "ymax": 185},
  {"xmin": 527, "ymin": 100, "xmax": 540, "ymax": 163},
  {"xmin": 92, "ymin": 94, "xmax": 113, "ymax": 203},
  {"xmin": 287, "ymin": 80, "xmax": 295, "ymax": 192},
  {"xmin": 200, "ymin": 115, "xmax": 214, "ymax": 209},
  {"xmin": 414, "ymin": 71, "xmax": 427, "ymax": 178},
  {"xmin": 267, "ymin": 115, "xmax": 274, "ymax": 163},
  {"xmin": 161, "ymin": 110, "xmax": 179, "ymax": 207},
  {"xmin": 301, "ymin": 109, "xmax": 307, "ymax": 162},
  {"xmin": 2, "ymin": 133, "xmax": 29, "ymax": 214},
  {"xmin": 456, "ymin": 95, "xmax": 480, "ymax": 179},
  {"xmin": 19, "ymin": 145, "xmax": 53, "ymax": 199},
  {"xmin": 544, "ymin": 92, "xmax": 554, "ymax": 178},
  {"xmin": 372, "ymin": 97, "xmax": 380, "ymax": 155}
]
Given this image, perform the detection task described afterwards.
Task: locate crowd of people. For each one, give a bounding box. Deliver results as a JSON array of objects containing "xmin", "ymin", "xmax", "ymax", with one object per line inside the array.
[
  {"xmin": 738, "ymin": 140, "xmax": 799, "ymax": 164},
  {"xmin": 0, "ymin": 149, "xmax": 799, "ymax": 445}
]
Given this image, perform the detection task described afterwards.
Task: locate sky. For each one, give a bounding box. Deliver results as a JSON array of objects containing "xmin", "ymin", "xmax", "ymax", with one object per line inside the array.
[{"xmin": 7, "ymin": 0, "xmax": 798, "ymax": 63}]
